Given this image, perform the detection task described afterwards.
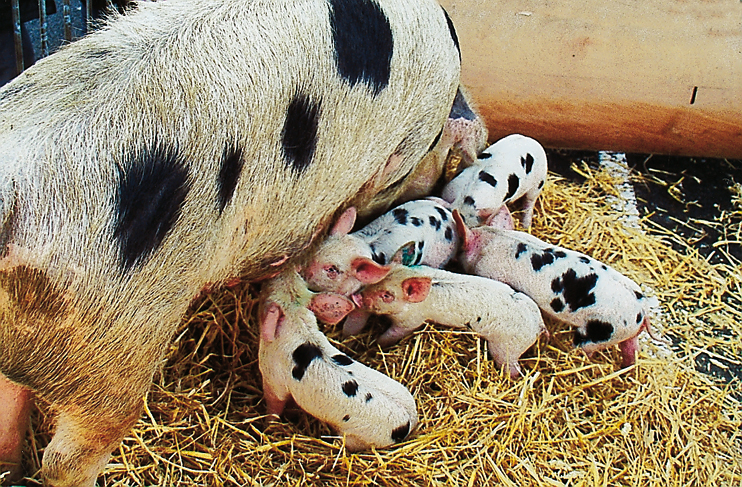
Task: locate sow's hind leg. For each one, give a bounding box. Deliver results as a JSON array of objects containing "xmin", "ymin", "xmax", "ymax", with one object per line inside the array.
[
  {"xmin": 0, "ymin": 373, "xmax": 32, "ymax": 483},
  {"xmin": 0, "ymin": 319, "xmax": 163, "ymax": 485}
]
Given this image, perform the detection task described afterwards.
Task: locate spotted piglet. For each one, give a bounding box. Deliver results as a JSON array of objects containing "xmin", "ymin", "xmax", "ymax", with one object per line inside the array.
[
  {"xmin": 455, "ymin": 212, "xmax": 651, "ymax": 367},
  {"xmin": 259, "ymin": 270, "xmax": 417, "ymax": 451},
  {"xmin": 442, "ymin": 134, "xmax": 547, "ymax": 228},
  {"xmin": 302, "ymin": 199, "xmax": 458, "ymax": 296},
  {"xmin": 355, "ymin": 262, "xmax": 547, "ymax": 378}
]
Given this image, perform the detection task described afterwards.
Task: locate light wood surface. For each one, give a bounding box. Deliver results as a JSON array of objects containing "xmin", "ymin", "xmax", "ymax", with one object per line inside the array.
[{"xmin": 440, "ymin": 0, "xmax": 742, "ymax": 158}]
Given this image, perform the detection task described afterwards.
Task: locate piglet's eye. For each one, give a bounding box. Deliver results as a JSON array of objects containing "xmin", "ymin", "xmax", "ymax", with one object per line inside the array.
[
  {"xmin": 325, "ymin": 265, "xmax": 339, "ymax": 279},
  {"xmin": 382, "ymin": 292, "xmax": 394, "ymax": 303}
]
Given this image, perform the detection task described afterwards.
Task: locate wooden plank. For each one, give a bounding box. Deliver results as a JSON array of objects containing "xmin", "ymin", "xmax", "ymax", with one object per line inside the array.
[{"xmin": 441, "ymin": 0, "xmax": 742, "ymax": 158}]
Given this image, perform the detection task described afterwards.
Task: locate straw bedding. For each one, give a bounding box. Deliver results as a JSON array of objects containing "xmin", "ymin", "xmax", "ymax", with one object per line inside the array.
[{"xmin": 23, "ymin": 157, "xmax": 742, "ymax": 486}]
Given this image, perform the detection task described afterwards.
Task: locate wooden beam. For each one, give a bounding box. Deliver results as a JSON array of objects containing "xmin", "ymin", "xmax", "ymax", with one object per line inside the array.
[{"xmin": 441, "ymin": 0, "xmax": 742, "ymax": 158}]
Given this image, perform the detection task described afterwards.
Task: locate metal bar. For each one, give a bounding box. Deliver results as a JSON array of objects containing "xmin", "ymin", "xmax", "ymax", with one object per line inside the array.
[
  {"xmin": 63, "ymin": 0, "xmax": 72, "ymax": 41},
  {"xmin": 86, "ymin": 0, "xmax": 93, "ymax": 33},
  {"xmin": 11, "ymin": 0, "xmax": 24, "ymax": 75},
  {"xmin": 38, "ymin": 0, "xmax": 49, "ymax": 58}
]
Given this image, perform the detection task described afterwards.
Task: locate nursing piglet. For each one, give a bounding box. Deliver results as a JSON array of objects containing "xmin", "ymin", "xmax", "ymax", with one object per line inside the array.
[
  {"xmin": 259, "ymin": 270, "xmax": 417, "ymax": 451},
  {"xmin": 455, "ymin": 212, "xmax": 651, "ymax": 367},
  {"xmin": 302, "ymin": 199, "xmax": 458, "ymax": 296},
  {"xmin": 442, "ymin": 134, "xmax": 547, "ymax": 228},
  {"xmin": 355, "ymin": 263, "xmax": 547, "ymax": 379}
]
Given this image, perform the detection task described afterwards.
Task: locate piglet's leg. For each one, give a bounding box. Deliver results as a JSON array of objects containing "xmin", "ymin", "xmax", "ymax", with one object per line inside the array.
[
  {"xmin": 262, "ymin": 377, "xmax": 290, "ymax": 416},
  {"xmin": 0, "ymin": 374, "xmax": 32, "ymax": 483},
  {"xmin": 518, "ymin": 190, "xmax": 540, "ymax": 229},
  {"xmin": 486, "ymin": 342, "xmax": 524, "ymax": 380},
  {"xmin": 377, "ymin": 323, "xmax": 416, "ymax": 348}
]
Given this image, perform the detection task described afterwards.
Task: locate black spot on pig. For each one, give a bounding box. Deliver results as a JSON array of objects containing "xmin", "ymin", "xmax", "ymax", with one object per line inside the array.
[
  {"xmin": 463, "ymin": 196, "xmax": 475, "ymax": 206},
  {"xmin": 365, "ymin": 393, "xmax": 373, "ymax": 402},
  {"xmin": 478, "ymin": 152, "xmax": 492, "ymax": 160},
  {"xmin": 521, "ymin": 153, "xmax": 534, "ymax": 174},
  {"xmin": 217, "ymin": 141, "xmax": 243, "ymax": 213},
  {"xmin": 393, "ymin": 208, "xmax": 408, "ymax": 225},
  {"xmin": 551, "ymin": 276, "xmax": 564, "ymax": 293},
  {"xmin": 538, "ymin": 180, "xmax": 544, "ymax": 189},
  {"xmin": 391, "ymin": 421, "xmax": 411, "ymax": 442},
  {"xmin": 574, "ymin": 320, "xmax": 614, "ymax": 345},
  {"xmin": 578, "ymin": 256, "xmax": 590, "ymax": 264},
  {"xmin": 410, "ymin": 217, "xmax": 423, "ymax": 227},
  {"xmin": 515, "ymin": 243, "xmax": 527, "ymax": 259},
  {"xmin": 601, "ymin": 264, "xmax": 608, "ymax": 271},
  {"xmin": 449, "ymin": 88, "xmax": 475, "ymax": 120},
  {"xmin": 0, "ymin": 265, "xmax": 69, "ymax": 319},
  {"xmin": 332, "ymin": 354, "xmax": 353, "ymax": 366},
  {"xmin": 413, "ymin": 242, "xmax": 424, "ymax": 265},
  {"xmin": 428, "ymin": 128, "xmax": 443, "ymax": 152},
  {"xmin": 282, "ymin": 93, "xmax": 320, "ymax": 174},
  {"xmin": 292, "ymin": 343, "xmax": 323, "ymax": 380},
  {"xmin": 560, "ymin": 269, "xmax": 598, "ymax": 312},
  {"xmin": 636, "ymin": 312, "xmax": 643, "ymax": 324},
  {"xmin": 444, "ymin": 226, "xmax": 453, "ymax": 241},
  {"xmin": 343, "ymin": 415, "xmax": 351, "ymax": 422},
  {"xmin": 114, "ymin": 143, "xmax": 192, "ymax": 271},
  {"xmin": 342, "ymin": 380, "xmax": 359, "ymax": 397},
  {"xmin": 478, "ymin": 171, "xmax": 497, "ymax": 188},
  {"xmin": 635, "ymin": 291, "xmax": 644, "ymax": 300},
  {"xmin": 550, "ymin": 298, "xmax": 564, "ymax": 313},
  {"xmin": 429, "ymin": 216, "xmax": 441, "ymax": 231},
  {"xmin": 435, "ymin": 207, "xmax": 449, "ymax": 221},
  {"xmin": 371, "ymin": 251, "xmax": 386, "ymax": 265},
  {"xmin": 505, "ymin": 174, "xmax": 520, "ymax": 201},
  {"xmin": 531, "ymin": 251, "xmax": 555, "ymax": 271},
  {"xmin": 553, "ymin": 250, "xmax": 567, "ymax": 260},
  {"xmin": 441, "ymin": 8, "xmax": 460, "ymax": 60},
  {"xmin": 329, "ymin": 0, "xmax": 393, "ymax": 95}
]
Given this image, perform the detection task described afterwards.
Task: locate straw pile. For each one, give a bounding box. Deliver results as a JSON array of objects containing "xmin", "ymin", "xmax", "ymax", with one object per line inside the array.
[{"xmin": 24, "ymin": 158, "xmax": 741, "ymax": 486}]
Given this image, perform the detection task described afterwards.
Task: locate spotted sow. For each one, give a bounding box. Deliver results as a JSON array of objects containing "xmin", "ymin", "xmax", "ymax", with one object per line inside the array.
[{"xmin": 0, "ymin": 0, "xmax": 461, "ymax": 483}]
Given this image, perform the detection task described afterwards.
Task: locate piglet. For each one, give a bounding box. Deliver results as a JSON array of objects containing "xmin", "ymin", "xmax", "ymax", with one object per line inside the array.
[
  {"xmin": 258, "ymin": 270, "xmax": 417, "ymax": 451},
  {"xmin": 302, "ymin": 199, "xmax": 458, "ymax": 295},
  {"xmin": 355, "ymin": 260, "xmax": 547, "ymax": 379},
  {"xmin": 442, "ymin": 134, "xmax": 548, "ymax": 228},
  {"xmin": 455, "ymin": 211, "xmax": 651, "ymax": 367}
]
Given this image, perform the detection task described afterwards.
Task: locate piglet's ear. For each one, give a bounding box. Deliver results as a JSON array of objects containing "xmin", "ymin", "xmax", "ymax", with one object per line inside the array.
[
  {"xmin": 390, "ymin": 241, "xmax": 416, "ymax": 266},
  {"xmin": 260, "ymin": 302, "xmax": 285, "ymax": 343},
  {"xmin": 331, "ymin": 207, "xmax": 357, "ymax": 236},
  {"xmin": 309, "ymin": 293, "xmax": 356, "ymax": 325},
  {"xmin": 351, "ymin": 257, "xmax": 391, "ymax": 285},
  {"xmin": 401, "ymin": 277, "xmax": 432, "ymax": 303},
  {"xmin": 453, "ymin": 210, "xmax": 470, "ymax": 247}
]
